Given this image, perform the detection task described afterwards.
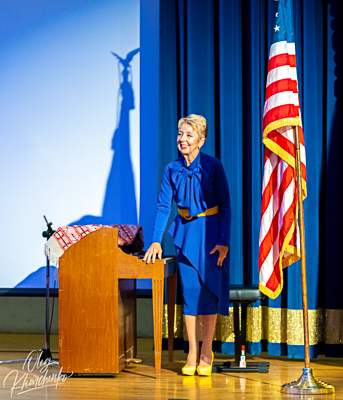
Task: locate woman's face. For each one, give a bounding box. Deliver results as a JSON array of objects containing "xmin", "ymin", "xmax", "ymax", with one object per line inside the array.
[{"xmin": 177, "ymin": 123, "xmax": 205, "ymax": 160}]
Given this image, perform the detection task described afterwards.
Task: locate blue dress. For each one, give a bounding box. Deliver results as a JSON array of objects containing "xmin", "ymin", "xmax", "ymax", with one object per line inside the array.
[{"xmin": 151, "ymin": 151, "xmax": 231, "ymax": 316}]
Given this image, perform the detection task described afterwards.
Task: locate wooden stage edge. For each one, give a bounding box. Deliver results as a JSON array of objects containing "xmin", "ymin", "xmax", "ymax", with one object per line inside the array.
[{"xmin": 0, "ymin": 334, "xmax": 342, "ymax": 400}]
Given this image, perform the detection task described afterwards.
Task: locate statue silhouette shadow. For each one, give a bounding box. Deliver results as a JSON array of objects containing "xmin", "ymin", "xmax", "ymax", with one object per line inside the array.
[
  {"xmin": 70, "ymin": 47, "xmax": 140, "ymax": 226},
  {"xmin": 15, "ymin": 48, "xmax": 140, "ymax": 288}
]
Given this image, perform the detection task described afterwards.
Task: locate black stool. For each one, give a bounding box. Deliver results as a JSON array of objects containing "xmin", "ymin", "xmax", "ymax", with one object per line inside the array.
[{"xmin": 213, "ymin": 285, "xmax": 270, "ymax": 373}]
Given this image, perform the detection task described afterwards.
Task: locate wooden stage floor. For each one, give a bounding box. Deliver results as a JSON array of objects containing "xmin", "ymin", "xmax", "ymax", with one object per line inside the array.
[{"xmin": 0, "ymin": 334, "xmax": 341, "ymax": 400}]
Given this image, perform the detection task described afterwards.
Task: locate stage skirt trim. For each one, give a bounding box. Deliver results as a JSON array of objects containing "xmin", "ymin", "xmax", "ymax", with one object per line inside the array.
[{"xmin": 162, "ymin": 306, "xmax": 343, "ymax": 350}]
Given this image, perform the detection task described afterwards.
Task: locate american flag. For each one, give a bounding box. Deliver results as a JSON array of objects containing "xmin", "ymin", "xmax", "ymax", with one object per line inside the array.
[{"xmin": 259, "ymin": 0, "xmax": 307, "ymax": 299}]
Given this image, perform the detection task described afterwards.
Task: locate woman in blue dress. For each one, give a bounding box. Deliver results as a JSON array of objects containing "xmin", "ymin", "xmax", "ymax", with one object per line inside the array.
[{"xmin": 143, "ymin": 114, "xmax": 231, "ymax": 376}]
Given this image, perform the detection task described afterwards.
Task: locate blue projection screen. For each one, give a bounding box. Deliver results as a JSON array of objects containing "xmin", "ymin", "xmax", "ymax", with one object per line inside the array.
[{"xmin": 0, "ymin": 0, "xmax": 140, "ymax": 288}]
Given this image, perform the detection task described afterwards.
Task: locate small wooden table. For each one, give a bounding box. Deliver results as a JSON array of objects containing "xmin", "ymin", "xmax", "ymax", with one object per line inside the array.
[{"xmin": 59, "ymin": 227, "xmax": 176, "ymax": 378}]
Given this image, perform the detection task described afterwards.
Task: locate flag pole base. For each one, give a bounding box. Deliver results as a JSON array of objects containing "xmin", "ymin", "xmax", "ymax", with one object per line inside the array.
[{"xmin": 281, "ymin": 368, "xmax": 335, "ymax": 394}]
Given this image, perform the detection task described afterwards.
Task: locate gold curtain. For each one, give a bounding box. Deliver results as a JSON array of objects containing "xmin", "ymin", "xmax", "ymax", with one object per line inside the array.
[{"xmin": 162, "ymin": 305, "xmax": 343, "ymax": 347}]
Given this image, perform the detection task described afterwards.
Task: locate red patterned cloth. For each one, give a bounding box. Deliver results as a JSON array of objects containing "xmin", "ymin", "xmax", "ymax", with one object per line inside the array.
[{"xmin": 45, "ymin": 224, "xmax": 144, "ymax": 266}]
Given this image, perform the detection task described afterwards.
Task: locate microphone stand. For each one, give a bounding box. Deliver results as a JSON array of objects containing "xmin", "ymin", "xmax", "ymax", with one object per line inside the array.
[{"xmin": 40, "ymin": 215, "xmax": 58, "ymax": 363}]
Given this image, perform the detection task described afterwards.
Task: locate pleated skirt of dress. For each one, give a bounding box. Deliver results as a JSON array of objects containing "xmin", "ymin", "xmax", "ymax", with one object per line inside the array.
[
  {"xmin": 176, "ymin": 248, "xmax": 218, "ymax": 315},
  {"xmin": 170, "ymin": 214, "xmax": 230, "ymax": 316}
]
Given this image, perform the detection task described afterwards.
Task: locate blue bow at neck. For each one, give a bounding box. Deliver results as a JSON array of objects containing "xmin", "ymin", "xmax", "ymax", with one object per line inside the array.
[{"xmin": 174, "ymin": 164, "xmax": 207, "ymax": 217}]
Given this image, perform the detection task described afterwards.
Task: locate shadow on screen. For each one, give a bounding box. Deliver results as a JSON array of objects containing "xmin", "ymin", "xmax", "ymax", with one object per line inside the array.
[
  {"xmin": 70, "ymin": 48, "xmax": 140, "ymax": 226},
  {"xmin": 15, "ymin": 266, "xmax": 58, "ymax": 289},
  {"xmin": 15, "ymin": 48, "xmax": 140, "ymax": 289}
]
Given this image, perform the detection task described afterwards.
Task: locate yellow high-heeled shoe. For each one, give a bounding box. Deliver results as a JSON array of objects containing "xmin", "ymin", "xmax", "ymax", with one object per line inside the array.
[
  {"xmin": 197, "ymin": 352, "xmax": 214, "ymax": 377},
  {"xmin": 181, "ymin": 365, "xmax": 197, "ymax": 376},
  {"xmin": 181, "ymin": 356, "xmax": 200, "ymax": 376}
]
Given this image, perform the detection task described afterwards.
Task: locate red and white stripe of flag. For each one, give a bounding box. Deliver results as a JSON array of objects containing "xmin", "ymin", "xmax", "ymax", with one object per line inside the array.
[{"xmin": 259, "ymin": 40, "xmax": 307, "ymax": 299}]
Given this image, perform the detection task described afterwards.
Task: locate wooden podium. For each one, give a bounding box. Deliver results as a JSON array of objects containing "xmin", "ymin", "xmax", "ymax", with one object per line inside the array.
[{"xmin": 59, "ymin": 227, "xmax": 176, "ymax": 378}]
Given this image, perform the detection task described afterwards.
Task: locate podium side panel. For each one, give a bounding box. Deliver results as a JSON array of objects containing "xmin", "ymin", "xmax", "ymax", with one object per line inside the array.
[{"xmin": 59, "ymin": 228, "xmax": 119, "ymax": 374}]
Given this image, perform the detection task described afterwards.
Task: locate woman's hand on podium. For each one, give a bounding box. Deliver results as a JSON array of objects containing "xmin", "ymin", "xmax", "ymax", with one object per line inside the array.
[{"xmin": 143, "ymin": 242, "xmax": 162, "ymax": 264}]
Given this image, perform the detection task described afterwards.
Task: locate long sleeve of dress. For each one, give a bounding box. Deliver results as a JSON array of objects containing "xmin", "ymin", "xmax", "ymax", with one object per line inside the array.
[
  {"xmin": 151, "ymin": 166, "xmax": 173, "ymax": 244},
  {"xmin": 214, "ymin": 160, "xmax": 231, "ymax": 247}
]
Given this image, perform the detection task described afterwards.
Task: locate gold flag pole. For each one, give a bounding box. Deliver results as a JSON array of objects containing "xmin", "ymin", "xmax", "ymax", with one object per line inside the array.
[{"xmin": 281, "ymin": 126, "xmax": 334, "ymax": 394}]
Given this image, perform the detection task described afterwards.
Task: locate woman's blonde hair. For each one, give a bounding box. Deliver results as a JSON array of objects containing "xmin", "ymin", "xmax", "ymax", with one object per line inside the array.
[{"xmin": 178, "ymin": 114, "xmax": 208, "ymax": 139}]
